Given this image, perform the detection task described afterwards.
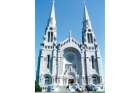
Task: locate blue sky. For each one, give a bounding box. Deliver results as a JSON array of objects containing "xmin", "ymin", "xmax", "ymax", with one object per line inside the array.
[{"xmin": 35, "ymin": 0, "xmax": 104, "ymax": 72}]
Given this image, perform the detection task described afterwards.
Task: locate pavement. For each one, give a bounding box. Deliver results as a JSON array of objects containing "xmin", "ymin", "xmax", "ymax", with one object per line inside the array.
[{"xmin": 36, "ymin": 86, "xmax": 93, "ymax": 93}]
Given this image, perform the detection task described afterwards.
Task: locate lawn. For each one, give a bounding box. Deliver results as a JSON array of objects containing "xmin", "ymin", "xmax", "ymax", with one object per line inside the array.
[{"xmin": 93, "ymin": 91, "xmax": 105, "ymax": 93}]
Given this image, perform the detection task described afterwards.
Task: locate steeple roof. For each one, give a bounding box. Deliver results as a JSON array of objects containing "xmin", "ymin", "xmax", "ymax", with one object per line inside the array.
[
  {"xmin": 49, "ymin": 0, "xmax": 56, "ymax": 26},
  {"xmin": 83, "ymin": 2, "xmax": 92, "ymax": 29},
  {"xmin": 84, "ymin": 2, "xmax": 90, "ymax": 20}
]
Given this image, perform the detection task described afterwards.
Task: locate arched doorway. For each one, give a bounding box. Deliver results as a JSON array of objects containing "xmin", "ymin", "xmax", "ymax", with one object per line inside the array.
[
  {"xmin": 92, "ymin": 74, "xmax": 100, "ymax": 84},
  {"xmin": 68, "ymin": 72, "xmax": 76, "ymax": 84},
  {"xmin": 44, "ymin": 74, "xmax": 52, "ymax": 85},
  {"xmin": 63, "ymin": 47, "xmax": 82, "ymax": 84}
]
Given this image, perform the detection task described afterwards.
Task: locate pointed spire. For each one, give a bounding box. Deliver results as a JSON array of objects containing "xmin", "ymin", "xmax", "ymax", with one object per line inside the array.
[
  {"xmin": 82, "ymin": 0, "xmax": 96, "ymax": 44},
  {"xmin": 49, "ymin": 0, "xmax": 56, "ymax": 26},
  {"xmin": 84, "ymin": 1, "xmax": 90, "ymax": 20},
  {"xmin": 50, "ymin": 0, "xmax": 55, "ymax": 18},
  {"xmin": 83, "ymin": 1, "xmax": 92, "ymax": 28},
  {"xmin": 44, "ymin": 0, "xmax": 57, "ymax": 44}
]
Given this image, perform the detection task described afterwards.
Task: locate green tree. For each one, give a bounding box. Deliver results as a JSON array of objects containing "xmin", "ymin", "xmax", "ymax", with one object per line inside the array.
[{"xmin": 35, "ymin": 80, "xmax": 42, "ymax": 92}]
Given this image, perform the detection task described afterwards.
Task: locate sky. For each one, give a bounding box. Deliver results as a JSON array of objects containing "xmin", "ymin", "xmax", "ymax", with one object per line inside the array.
[{"xmin": 35, "ymin": 0, "xmax": 104, "ymax": 76}]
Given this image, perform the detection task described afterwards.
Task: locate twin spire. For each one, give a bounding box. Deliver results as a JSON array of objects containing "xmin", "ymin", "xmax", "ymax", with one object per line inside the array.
[
  {"xmin": 48, "ymin": 0, "xmax": 92, "ymax": 33},
  {"xmin": 48, "ymin": 0, "xmax": 91, "ymax": 27}
]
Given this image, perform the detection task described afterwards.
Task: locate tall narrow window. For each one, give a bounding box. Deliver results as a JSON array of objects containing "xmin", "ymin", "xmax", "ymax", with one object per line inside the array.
[
  {"xmin": 90, "ymin": 34, "xmax": 93, "ymax": 43},
  {"xmin": 48, "ymin": 32, "xmax": 50, "ymax": 42},
  {"xmin": 91, "ymin": 56, "xmax": 95, "ymax": 69},
  {"xmin": 47, "ymin": 55, "xmax": 50, "ymax": 68},
  {"xmin": 87, "ymin": 33, "xmax": 90, "ymax": 43},
  {"xmin": 51, "ymin": 32, "xmax": 53, "ymax": 42}
]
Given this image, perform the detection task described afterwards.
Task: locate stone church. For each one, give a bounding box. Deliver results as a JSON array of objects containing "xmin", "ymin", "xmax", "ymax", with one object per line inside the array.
[{"xmin": 36, "ymin": 0, "xmax": 103, "ymax": 91}]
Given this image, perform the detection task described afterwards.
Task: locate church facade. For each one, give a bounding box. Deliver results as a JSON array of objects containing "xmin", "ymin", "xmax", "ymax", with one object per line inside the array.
[{"xmin": 36, "ymin": 0, "xmax": 103, "ymax": 91}]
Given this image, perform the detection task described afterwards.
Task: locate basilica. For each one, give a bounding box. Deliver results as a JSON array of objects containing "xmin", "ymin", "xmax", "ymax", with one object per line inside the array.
[{"xmin": 36, "ymin": 0, "xmax": 103, "ymax": 91}]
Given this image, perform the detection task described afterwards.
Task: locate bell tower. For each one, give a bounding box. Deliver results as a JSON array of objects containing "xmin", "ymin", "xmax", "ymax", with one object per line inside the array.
[
  {"xmin": 36, "ymin": 0, "xmax": 57, "ymax": 90},
  {"xmin": 81, "ymin": 1, "xmax": 101, "ymax": 85}
]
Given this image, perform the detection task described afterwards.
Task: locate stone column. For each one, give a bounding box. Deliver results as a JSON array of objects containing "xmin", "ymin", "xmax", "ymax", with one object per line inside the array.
[
  {"xmin": 81, "ymin": 48, "xmax": 85, "ymax": 85},
  {"xmin": 52, "ymin": 47, "xmax": 57, "ymax": 85}
]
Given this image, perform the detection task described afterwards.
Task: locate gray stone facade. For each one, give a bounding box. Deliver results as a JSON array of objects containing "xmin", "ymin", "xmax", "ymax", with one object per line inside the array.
[{"xmin": 36, "ymin": 0, "xmax": 102, "ymax": 91}]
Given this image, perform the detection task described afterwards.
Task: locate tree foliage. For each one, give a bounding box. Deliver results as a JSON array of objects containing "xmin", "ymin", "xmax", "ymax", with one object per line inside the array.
[{"xmin": 35, "ymin": 80, "xmax": 42, "ymax": 92}]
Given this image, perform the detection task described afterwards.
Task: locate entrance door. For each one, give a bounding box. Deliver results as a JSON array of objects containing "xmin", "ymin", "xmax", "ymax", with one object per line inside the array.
[
  {"xmin": 92, "ymin": 75, "xmax": 100, "ymax": 84},
  {"xmin": 68, "ymin": 72, "xmax": 76, "ymax": 84},
  {"xmin": 44, "ymin": 74, "xmax": 52, "ymax": 85},
  {"xmin": 68, "ymin": 79, "xmax": 75, "ymax": 84}
]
